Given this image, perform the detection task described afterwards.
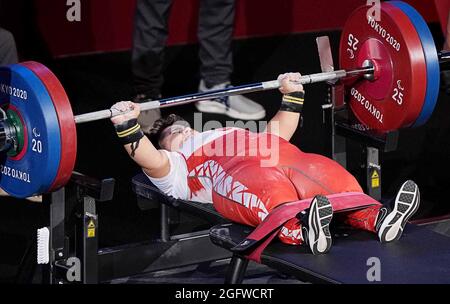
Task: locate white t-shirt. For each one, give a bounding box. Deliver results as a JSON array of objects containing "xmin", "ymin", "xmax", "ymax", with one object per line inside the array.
[
  {"xmin": 144, "ymin": 149, "xmax": 190, "ymax": 200},
  {"xmin": 143, "ymin": 128, "xmax": 237, "ymax": 203}
]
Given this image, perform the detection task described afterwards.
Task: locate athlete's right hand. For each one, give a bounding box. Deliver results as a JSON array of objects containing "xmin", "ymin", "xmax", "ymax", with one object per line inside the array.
[
  {"xmin": 277, "ymin": 73, "xmax": 304, "ymax": 94},
  {"xmin": 110, "ymin": 101, "xmax": 141, "ymax": 125}
]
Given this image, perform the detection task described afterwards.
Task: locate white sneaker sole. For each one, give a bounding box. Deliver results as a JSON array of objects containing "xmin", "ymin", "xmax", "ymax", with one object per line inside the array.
[
  {"xmin": 195, "ymin": 100, "xmax": 266, "ymax": 120},
  {"xmin": 378, "ymin": 180, "xmax": 420, "ymax": 243},
  {"xmin": 308, "ymin": 195, "xmax": 333, "ymax": 255}
]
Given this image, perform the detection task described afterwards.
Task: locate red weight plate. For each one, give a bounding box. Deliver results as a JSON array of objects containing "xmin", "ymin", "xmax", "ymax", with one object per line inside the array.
[
  {"xmin": 20, "ymin": 61, "xmax": 77, "ymax": 191},
  {"xmin": 339, "ymin": 3, "xmax": 427, "ymax": 132}
]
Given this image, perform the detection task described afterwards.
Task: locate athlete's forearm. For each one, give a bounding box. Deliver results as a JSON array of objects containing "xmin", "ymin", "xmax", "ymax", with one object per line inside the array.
[
  {"xmin": 110, "ymin": 101, "xmax": 170, "ymax": 178},
  {"xmin": 123, "ymin": 136, "xmax": 170, "ymax": 178},
  {"xmin": 266, "ymin": 111, "xmax": 300, "ymax": 141},
  {"xmin": 264, "ymin": 73, "xmax": 304, "ymax": 140}
]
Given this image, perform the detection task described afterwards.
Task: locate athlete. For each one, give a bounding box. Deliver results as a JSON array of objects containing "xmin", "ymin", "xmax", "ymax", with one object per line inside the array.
[{"xmin": 110, "ymin": 73, "xmax": 420, "ymax": 255}]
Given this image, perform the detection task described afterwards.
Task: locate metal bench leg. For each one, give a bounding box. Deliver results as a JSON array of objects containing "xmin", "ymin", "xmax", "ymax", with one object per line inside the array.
[
  {"xmin": 160, "ymin": 204, "xmax": 170, "ymax": 242},
  {"xmin": 225, "ymin": 254, "xmax": 249, "ymax": 284}
]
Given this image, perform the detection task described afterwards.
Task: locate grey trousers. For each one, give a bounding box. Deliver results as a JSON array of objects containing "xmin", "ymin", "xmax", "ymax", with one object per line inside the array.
[
  {"xmin": 0, "ymin": 28, "xmax": 18, "ymax": 66},
  {"xmin": 132, "ymin": 0, "xmax": 235, "ymax": 97},
  {"xmin": 445, "ymin": 13, "xmax": 450, "ymax": 50}
]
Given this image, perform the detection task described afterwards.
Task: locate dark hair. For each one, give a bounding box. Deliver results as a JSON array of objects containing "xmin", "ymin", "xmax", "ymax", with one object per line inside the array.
[{"xmin": 147, "ymin": 114, "xmax": 188, "ymax": 148}]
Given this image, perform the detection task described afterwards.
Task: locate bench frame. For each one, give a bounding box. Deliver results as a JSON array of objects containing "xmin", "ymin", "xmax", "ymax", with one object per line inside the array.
[{"xmin": 17, "ymin": 172, "xmax": 230, "ymax": 284}]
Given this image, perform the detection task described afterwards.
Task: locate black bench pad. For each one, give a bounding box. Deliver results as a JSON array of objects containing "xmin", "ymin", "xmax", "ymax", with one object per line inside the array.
[
  {"xmin": 131, "ymin": 173, "xmax": 228, "ymax": 224},
  {"xmin": 210, "ymin": 223, "xmax": 450, "ymax": 284}
]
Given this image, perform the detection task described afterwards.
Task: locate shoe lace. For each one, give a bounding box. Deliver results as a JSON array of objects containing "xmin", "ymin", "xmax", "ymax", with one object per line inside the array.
[
  {"xmin": 211, "ymin": 84, "xmax": 232, "ymax": 108},
  {"xmin": 214, "ymin": 96, "xmax": 230, "ymax": 108}
]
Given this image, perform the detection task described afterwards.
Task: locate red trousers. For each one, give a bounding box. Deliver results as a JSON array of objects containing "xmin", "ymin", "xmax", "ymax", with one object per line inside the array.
[{"xmin": 185, "ymin": 129, "xmax": 382, "ymax": 245}]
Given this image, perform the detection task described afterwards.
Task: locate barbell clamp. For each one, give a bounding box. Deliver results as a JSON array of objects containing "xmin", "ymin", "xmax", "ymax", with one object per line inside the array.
[{"xmin": 0, "ymin": 108, "xmax": 17, "ymax": 153}]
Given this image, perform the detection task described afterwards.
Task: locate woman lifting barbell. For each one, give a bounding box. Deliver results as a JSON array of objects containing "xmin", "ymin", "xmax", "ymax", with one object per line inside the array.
[{"xmin": 109, "ymin": 72, "xmax": 420, "ymax": 255}]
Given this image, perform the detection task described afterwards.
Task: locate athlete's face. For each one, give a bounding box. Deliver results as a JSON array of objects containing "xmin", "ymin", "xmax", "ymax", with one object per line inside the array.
[{"xmin": 159, "ymin": 125, "xmax": 197, "ymax": 151}]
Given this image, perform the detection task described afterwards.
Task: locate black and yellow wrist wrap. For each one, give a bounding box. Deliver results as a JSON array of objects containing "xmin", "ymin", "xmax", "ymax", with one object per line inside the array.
[
  {"xmin": 114, "ymin": 118, "xmax": 144, "ymax": 145},
  {"xmin": 280, "ymin": 91, "xmax": 305, "ymax": 113}
]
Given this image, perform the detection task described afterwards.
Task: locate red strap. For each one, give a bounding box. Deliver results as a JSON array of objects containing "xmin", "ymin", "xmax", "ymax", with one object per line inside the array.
[
  {"xmin": 233, "ymin": 192, "xmax": 380, "ymax": 263},
  {"xmin": 246, "ymin": 229, "xmax": 279, "ymax": 263}
]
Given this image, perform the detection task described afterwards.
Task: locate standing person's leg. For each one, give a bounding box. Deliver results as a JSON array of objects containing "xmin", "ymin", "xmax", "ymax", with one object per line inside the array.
[
  {"xmin": 445, "ymin": 12, "xmax": 450, "ymax": 50},
  {"xmin": 196, "ymin": 0, "xmax": 266, "ymax": 120},
  {"xmin": 197, "ymin": 0, "xmax": 234, "ymax": 88},
  {"xmin": 0, "ymin": 28, "xmax": 18, "ymax": 65},
  {"xmin": 440, "ymin": 7, "xmax": 450, "ymax": 94},
  {"xmin": 132, "ymin": 0, "xmax": 172, "ymax": 132}
]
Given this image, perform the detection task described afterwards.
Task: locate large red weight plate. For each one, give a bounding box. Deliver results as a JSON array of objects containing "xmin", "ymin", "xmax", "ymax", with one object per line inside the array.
[
  {"xmin": 339, "ymin": 3, "xmax": 428, "ymax": 132},
  {"xmin": 20, "ymin": 62, "xmax": 77, "ymax": 191}
]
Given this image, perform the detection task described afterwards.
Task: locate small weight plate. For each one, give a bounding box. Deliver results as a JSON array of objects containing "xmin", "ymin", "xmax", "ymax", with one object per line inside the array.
[{"xmin": 390, "ymin": 1, "xmax": 440, "ymax": 127}]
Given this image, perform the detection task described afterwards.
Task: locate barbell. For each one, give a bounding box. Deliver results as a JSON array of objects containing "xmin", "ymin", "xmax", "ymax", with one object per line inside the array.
[{"xmin": 0, "ymin": 1, "xmax": 448, "ymax": 198}]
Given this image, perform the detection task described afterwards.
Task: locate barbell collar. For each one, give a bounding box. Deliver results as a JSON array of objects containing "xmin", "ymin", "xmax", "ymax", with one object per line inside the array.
[{"xmin": 0, "ymin": 123, "xmax": 15, "ymax": 152}]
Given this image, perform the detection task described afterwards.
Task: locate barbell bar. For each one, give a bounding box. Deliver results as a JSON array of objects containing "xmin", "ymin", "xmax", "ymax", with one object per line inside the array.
[
  {"xmin": 73, "ymin": 66, "xmax": 375, "ymax": 124},
  {"xmin": 2, "ymin": 67, "xmax": 377, "ymax": 149}
]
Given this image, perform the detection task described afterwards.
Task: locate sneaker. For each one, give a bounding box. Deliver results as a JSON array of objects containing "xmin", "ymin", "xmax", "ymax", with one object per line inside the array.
[
  {"xmin": 377, "ymin": 180, "xmax": 420, "ymax": 243},
  {"xmin": 297, "ymin": 195, "xmax": 333, "ymax": 255},
  {"xmin": 196, "ymin": 80, "xmax": 266, "ymax": 120},
  {"xmin": 133, "ymin": 94, "xmax": 161, "ymax": 134}
]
